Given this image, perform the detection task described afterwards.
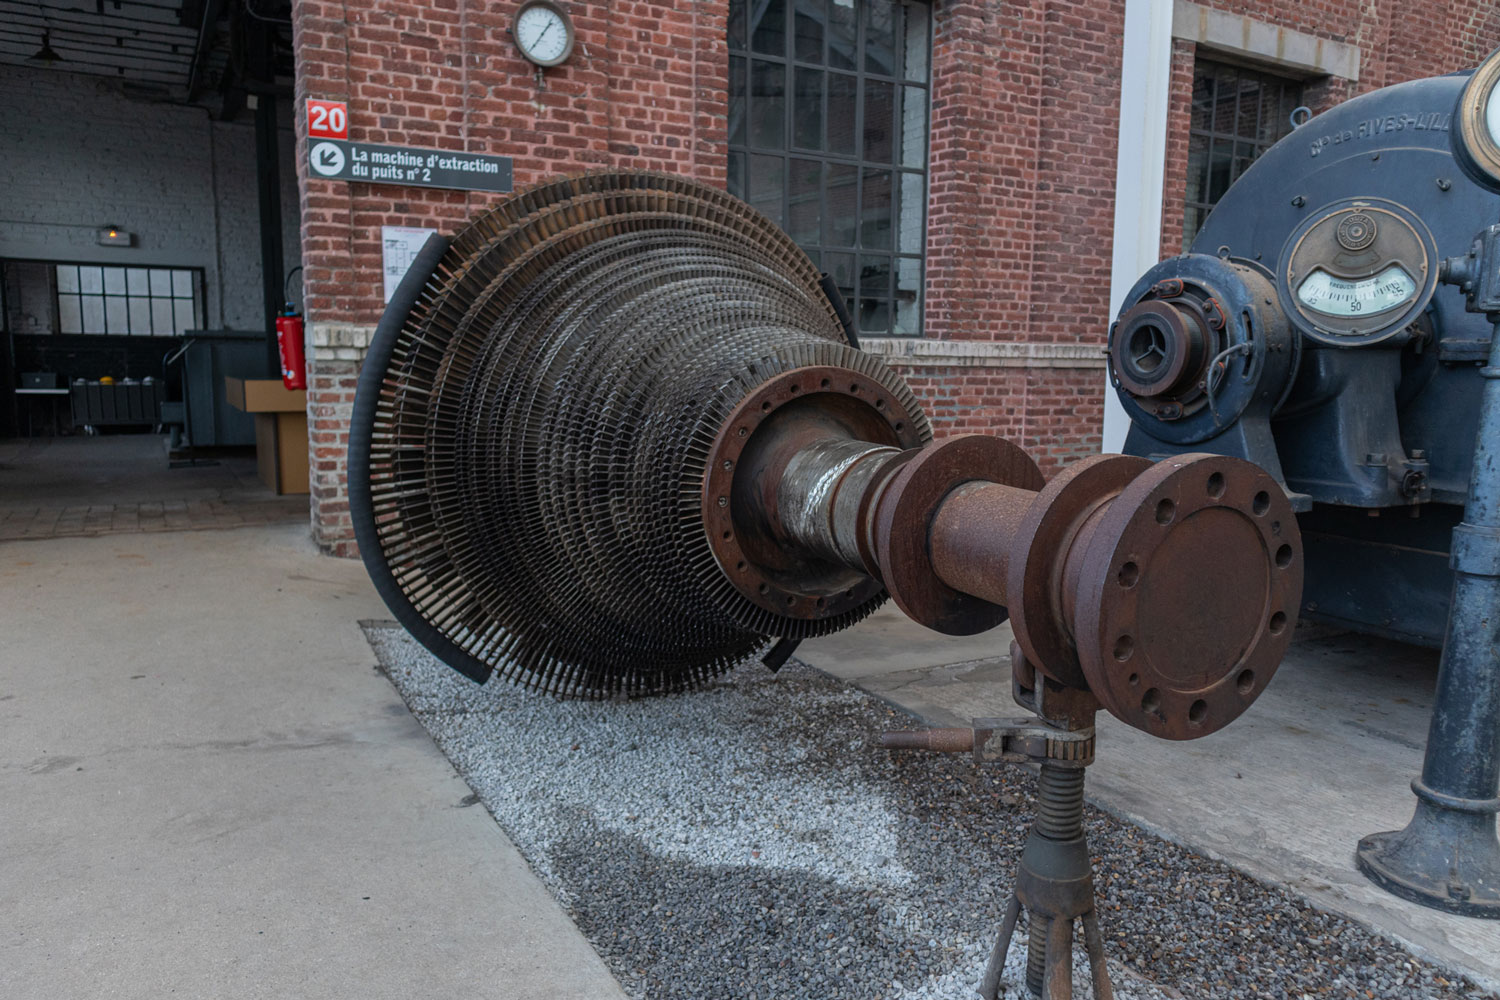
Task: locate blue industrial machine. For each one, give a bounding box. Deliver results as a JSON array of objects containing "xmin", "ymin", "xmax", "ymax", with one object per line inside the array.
[{"xmin": 1110, "ymin": 62, "xmax": 1500, "ymax": 916}]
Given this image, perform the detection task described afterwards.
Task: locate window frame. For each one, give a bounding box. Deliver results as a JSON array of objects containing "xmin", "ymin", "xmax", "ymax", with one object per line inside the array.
[
  {"xmin": 1183, "ymin": 57, "xmax": 1305, "ymax": 250},
  {"xmin": 728, "ymin": 0, "xmax": 933, "ymax": 337},
  {"xmin": 51, "ymin": 262, "xmax": 206, "ymax": 337}
]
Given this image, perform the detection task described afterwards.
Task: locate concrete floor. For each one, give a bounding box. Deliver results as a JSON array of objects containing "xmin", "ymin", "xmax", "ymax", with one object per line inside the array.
[
  {"xmin": 0, "ymin": 433, "xmax": 270, "ymax": 508},
  {"xmin": 3, "ymin": 513, "xmax": 1496, "ymax": 996},
  {"xmin": 798, "ymin": 607, "xmax": 1500, "ymax": 992},
  {"xmin": 0, "ymin": 523, "xmax": 626, "ymax": 1000},
  {"xmin": 0, "ymin": 434, "xmax": 306, "ymax": 541}
]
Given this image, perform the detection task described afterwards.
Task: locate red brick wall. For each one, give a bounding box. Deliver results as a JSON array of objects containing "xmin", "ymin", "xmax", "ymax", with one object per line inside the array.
[
  {"xmin": 905, "ymin": 0, "xmax": 1122, "ymax": 473},
  {"xmin": 292, "ymin": 0, "xmax": 729, "ymax": 555},
  {"xmin": 294, "ymin": 0, "xmax": 1500, "ymax": 556}
]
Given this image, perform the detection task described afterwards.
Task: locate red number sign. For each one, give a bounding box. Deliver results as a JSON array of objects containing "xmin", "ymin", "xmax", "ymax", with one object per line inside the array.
[{"xmin": 307, "ymin": 99, "xmax": 349, "ymax": 140}]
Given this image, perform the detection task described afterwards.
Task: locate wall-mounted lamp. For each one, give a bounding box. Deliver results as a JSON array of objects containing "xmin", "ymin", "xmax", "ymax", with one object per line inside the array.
[
  {"xmin": 97, "ymin": 226, "xmax": 133, "ymax": 247},
  {"xmin": 28, "ymin": 32, "xmax": 64, "ymax": 65}
]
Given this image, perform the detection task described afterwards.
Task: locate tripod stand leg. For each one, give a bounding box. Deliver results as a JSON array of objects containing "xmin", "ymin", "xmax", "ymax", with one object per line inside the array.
[
  {"xmin": 1042, "ymin": 915, "xmax": 1073, "ymax": 1000},
  {"xmin": 1081, "ymin": 910, "xmax": 1113, "ymax": 1000},
  {"xmin": 978, "ymin": 894, "xmax": 1022, "ymax": 1000}
]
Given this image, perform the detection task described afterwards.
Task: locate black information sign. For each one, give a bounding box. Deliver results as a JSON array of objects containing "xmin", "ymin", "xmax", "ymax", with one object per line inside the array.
[{"xmin": 307, "ymin": 139, "xmax": 513, "ymax": 194}]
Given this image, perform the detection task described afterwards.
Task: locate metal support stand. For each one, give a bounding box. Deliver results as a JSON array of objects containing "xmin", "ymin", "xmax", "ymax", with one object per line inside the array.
[
  {"xmin": 882, "ymin": 653, "xmax": 1114, "ymax": 998},
  {"xmin": 1356, "ymin": 224, "xmax": 1500, "ymax": 916},
  {"xmin": 980, "ymin": 758, "xmax": 1113, "ymax": 1000}
]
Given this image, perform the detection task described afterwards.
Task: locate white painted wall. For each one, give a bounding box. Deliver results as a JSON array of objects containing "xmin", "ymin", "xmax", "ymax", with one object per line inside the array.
[
  {"xmin": 1106, "ymin": 0, "xmax": 1175, "ymax": 452},
  {"xmin": 0, "ymin": 64, "xmax": 299, "ymax": 333}
]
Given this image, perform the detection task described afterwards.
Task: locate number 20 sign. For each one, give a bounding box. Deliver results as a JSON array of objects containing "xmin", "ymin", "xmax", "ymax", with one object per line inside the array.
[{"xmin": 307, "ymin": 99, "xmax": 348, "ymax": 141}]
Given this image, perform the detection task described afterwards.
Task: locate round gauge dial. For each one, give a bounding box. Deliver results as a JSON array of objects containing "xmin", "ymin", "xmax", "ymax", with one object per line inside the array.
[
  {"xmin": 1276, "ymin": 199, "xmax": 1438, "ymax": 348},
  {"xmin": 1295, "ymin": 264, "xmax": 1418, "ymax": 317},
  {"xmin": 513, "ymin": 1, "xmax": 575, "ymax": 67}
]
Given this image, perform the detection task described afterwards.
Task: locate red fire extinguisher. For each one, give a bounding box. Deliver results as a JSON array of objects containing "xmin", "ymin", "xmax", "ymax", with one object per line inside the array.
[{"xmin": 276, "ymin": 301, "xmax": 306, "ymax": 390}]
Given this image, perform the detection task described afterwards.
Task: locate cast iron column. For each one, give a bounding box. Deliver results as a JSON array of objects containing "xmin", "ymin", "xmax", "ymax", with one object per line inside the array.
[{"xmin": 1356, "ymin": 224, "xmax": 1500, "ymax": 916}]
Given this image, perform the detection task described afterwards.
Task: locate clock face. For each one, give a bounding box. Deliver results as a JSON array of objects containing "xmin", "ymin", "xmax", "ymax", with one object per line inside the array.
[{"xmin": 516, "ymin": 3, "xmax": 572, "ymax": 66}]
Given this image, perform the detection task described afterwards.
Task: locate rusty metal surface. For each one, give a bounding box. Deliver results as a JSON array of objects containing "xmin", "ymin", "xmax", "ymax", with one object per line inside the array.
[
  {"xmin": 1004, "ymin": 455, "xmax": 1150, "ymax": 689},
  {"xmin": 871, "ymin": 435, "xmax": 1044, "ymax": 635},
  {"xmin": 1071, "ymin": 454, "xmax": 1302, "ymax": 739},
  {"xmin": 701, "ymin": 364, "xmax": 924, "ymax": 621}
]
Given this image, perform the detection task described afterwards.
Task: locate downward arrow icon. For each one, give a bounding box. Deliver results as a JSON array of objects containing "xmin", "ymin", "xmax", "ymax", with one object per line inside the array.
[{"xmin": 319, "ymin": 148, "xmax": 339, "ymax": 167}]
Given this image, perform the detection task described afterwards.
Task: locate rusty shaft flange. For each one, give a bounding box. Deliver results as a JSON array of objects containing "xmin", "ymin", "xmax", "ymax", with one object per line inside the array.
[{"xmin": 707, "ymin": 420, "xmax": 1303, "ymax": 739}]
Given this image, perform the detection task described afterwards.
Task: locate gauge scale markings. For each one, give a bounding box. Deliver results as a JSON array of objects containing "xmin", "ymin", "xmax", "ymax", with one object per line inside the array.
[{"xmin": 1296, "ymin": 264, "xmax": 1417, "ymax": 317}]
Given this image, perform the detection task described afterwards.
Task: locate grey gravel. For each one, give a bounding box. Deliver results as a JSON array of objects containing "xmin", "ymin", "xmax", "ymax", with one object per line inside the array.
[{"xmin": 365, "ymin": 623, "xmax": 1497, "ymax": 1000}]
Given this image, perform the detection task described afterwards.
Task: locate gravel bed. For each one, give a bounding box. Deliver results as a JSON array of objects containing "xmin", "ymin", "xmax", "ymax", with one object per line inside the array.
[{"xmin": 365, "ymin": 623, "xmax": 1497, "ymax": 1000}]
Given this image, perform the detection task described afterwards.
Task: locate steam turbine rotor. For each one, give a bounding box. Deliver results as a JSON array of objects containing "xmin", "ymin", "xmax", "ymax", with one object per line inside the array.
[{"xmin": 349, "ymin": 170, "xmax": 1302, "ymax": 741}]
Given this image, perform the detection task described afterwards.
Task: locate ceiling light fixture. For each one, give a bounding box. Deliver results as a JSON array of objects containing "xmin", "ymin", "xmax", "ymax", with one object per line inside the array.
[{"xmin": 27, "ymin": 31, "xmax": 64, "ymax": 65}]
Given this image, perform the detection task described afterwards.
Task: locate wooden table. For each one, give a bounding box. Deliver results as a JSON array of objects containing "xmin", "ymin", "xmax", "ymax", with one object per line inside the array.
[{"xmin": 225, "ymin": 377, "xmax": 309, "ymax": 495}]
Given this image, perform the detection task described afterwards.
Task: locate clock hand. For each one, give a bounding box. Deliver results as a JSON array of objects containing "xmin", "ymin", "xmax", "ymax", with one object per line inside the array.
[{"xmin": 534, "ymin": 21, "xmax": 553, "ymax": 46}]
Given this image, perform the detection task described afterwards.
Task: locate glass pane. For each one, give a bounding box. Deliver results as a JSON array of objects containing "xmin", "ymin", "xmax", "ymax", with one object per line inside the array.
[
  {"xmin": 824, "ymin": 251, "xmax": 855, "ymax": 300},
  {"xmin": 1185, "ymin": 133, "xmax": 1210, "ymax": 206},
  {"xmin": 1232, "ymin": 141, "xmax": 1256, "ymax": 184},
  {"xmin": 172, "ymin": 270, "xmax": 194, "ymax": 298},
  {"xmin": 894, "ymin": 257, "xmax": 922, "ymax": 335},
  {"xmin": 1236, "ymin": 81, "xmax": 1261, "ymax": 140},
  {"xmin": 898, "ymin": 173, "xmax": 924, "ymax": 254},
  {"xmin": 102, "ymin": 267, "xmax": 126, "ymax": 295},
  {"xmin": 899, "ymin": 86, "xmax": 927, "ymax": 168},
  {"xmin": 793, "ymin": 67, "xmax": 824, "ymax": 149},
  {"xmin": 749, "ymin": 153, "xmax": 785, "ymax": 227},
  {"xmin": 82, "ymin": 295, "xmax": 105, "ymax": 334},
  {"xmin": 729, "ymin": 0, "xmax": 746, "ymax": 50},
  {"xmin": 751, "ymin": 60, "xmax": 786, "ymax": 149},
  {"xmin": 1212, "ymin": 66, "xmax": 1238, "ymax": 134},
  {"xmin": 864, "ymin": 1, "xmax": 896, "ymax": 76},
  {"xmin": 788, "ymin": 158, "xmax": 821, "ymax": 245},
  {"xmin": 860, "ymin": 168, "xmax": 892, "ymax": 249},
  {"xmin": 858, "ymin": 255, "xmax": 891, "ymax": 333},
  {"xmin": 151, "ymin": 299, "xmax": 174, "ymax": 336},
  {"xmin": 128, "ymin": 298, "xmax": 151, "ymax": 335},
  {"xmin": 1260, "ymin": 84, "xmax": 1290, "ymax": 144},
  {"xmin": 828, "ymin": 0, "xmax": 856, "ymax": 71},
  {"xmin": 827, "ymin": 72, "xmax": 857, "ymax": 155},
  {"xmin": 825, "ymin": 163, "xmax": 858, "ymax": 247},
  {"xmin": 79, "ymin": 267, "xmax": 103, "ymax": 294},
  {"xmin": 794, "ymin": 0, "xmax": 823, "ymax": 62},
  {"xmin": 1182, "ymin": 205, "xmax": 1205, "ymax": 251},
  {"xmin": 58, "ymin": 294, "xmax": 81, "ymax": 334},
  {"xmin": 730, "ymin": 56, "xmax": 747, "ymax": 147},
  {"xmin": 728, "ymin": 150, "xmax": 747, "ymax": 200},
  {"xmin": 1208, "ymin": 137, "xmax": 1234, "ymax": 203},
  {"xmin": 1190, "ymin": 72, "xmax": 1213, "ymax": 132},
  {"xmin": 55, "ymin": 265, "xmax": 78, "ymax": 293},
  {"xmin": 149, "ymin": 269, "xmax": 172, "ymax": 296},
  {"xmin": 863, "ymin": 79, "xmax": 893, "ymax": 162},
  {"xmin": 903, "ymin": 3, "xmax": 929, "ymax": 82},
  {"xmin": 174, "ymin": 299, "xmax": 195, "ymax": 334},
  {"xmin": 750, "ymin": 0, "xmax": 785, "ymax": 55},
  {"xmin": 126, "ymin": 268, "xmax": 149, "ymax": 295},
  {"xmin": 105, "ymin": 296, "xmax": 128, "ymax": 334}
]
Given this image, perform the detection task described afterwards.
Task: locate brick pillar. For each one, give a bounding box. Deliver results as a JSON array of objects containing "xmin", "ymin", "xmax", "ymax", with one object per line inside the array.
[{"xmin": 903, "ymin": 0, "xmax": 1116, "ymax": 472}]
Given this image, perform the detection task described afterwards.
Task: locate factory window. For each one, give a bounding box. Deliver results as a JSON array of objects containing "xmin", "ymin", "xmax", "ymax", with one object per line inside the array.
[
  {"xmin": 53, "ymin": 264, "xmax": 203, "ymax": 336},
  {"xmin": 727, "ymin": 0, "xmax": 931, "ymax": 336},
  {"xmin": 1184, "ymin": 60, "xmax": 1304, "ymax": 249}
]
